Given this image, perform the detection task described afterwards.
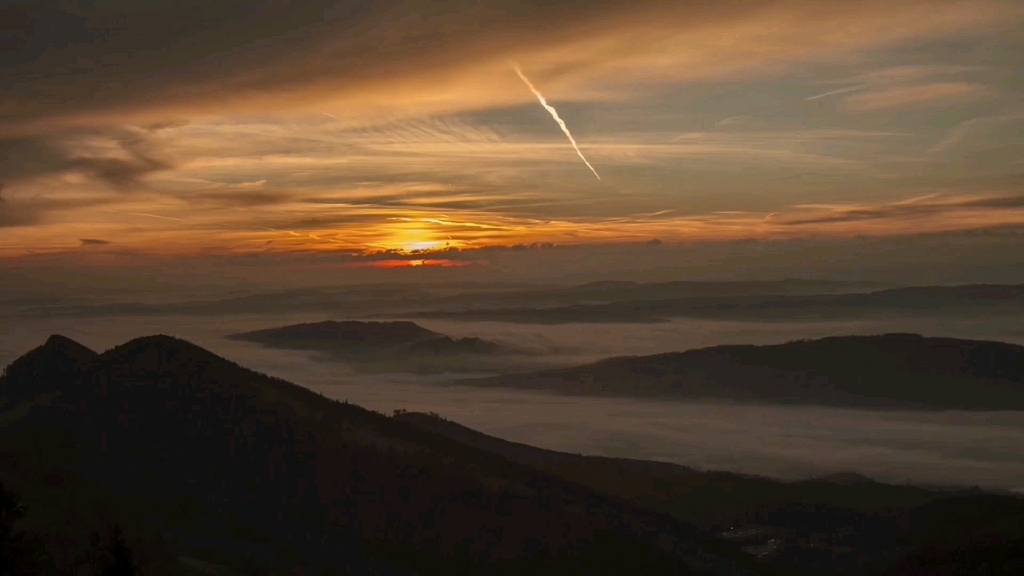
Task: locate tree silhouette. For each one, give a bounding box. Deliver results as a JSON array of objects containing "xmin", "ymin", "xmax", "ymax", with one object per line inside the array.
[
  {"xmin": 0, "ymin": 482, "xmax": 27, "ymax": 573},
  {"xmin": 88, "ymin": 524, "xmax": 144, "ymax": 576},
  {"xmin": 0, "ymin": 482, "xmax": 43, "ymax": 575}
]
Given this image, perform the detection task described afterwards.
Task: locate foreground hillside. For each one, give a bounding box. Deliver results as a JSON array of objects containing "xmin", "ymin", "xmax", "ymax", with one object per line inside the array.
[
  {"xmin": 461, "ymin": 333, "xmax": 1024, "ymax": 410},
  {"xmin": 0, "ymin": 334, "xmax": 750, "ymax": 576},
  {"xmin": 395, "ymin": 411, "xmax": 1024, "ymax": 575}
]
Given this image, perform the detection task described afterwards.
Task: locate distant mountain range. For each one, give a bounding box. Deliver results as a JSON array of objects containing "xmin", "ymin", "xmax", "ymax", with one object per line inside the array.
[
  {"xmin": 13, "ymin": 279, "xmax": 1024, "ymax": 326},
  {"xmin": 459, "ymin": 333, "xmax": 1024, "ymax": 410},
  {"xmin": 1, "ymin": 335, "xmax": 1022, "ymax": 575},
  {"xmin": 390, "ymin": 283, "xmax": 1024, "ymax": 324},
  {"xmin": 2, "ymin": 278, "xmax": 894, "ymax": 320}
]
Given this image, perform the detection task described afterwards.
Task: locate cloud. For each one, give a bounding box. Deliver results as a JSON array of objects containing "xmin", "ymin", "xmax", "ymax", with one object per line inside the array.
[
  {"xmin": 847, "ymin": 64, "xmax": 988, "ymax": 85},
  {"xmin": 715, "ymin": 116, "xmax": 751, "ymax": 126},
  {"xmin": 928, "ymin": 113, "xmax": 1024, "ymax": 154},
  {"xmin": 1, "ymin": 1, "xmax": 1021, "ymax": 261},
  {"xmin": 0, "ymin": 131, "xmax": 170, "ymax": 190},
  {"xmin": 0, "ymin": 180, "xmax": 113, "ymax": 229},
  {"xmin": 842, "ymin": 82, "xmax": 991, "ymax": 112},
  {"xmin": 0, "ymin": 203, "xmax": 39, "ymax": 228},
  {"xmin": 79, "ymin": 238, "xmax": 111, "ymax": 246},
  {"xmin": 805, "ymin": 85, "xmax": 867, "ymax": 100},
  {"xmin": 1, "ymin": 0, "xmax": 1017, "ymax": 133},
  {"xmin": 775, "ymin": 193, "xmax": 1024, "ymax": 226}
]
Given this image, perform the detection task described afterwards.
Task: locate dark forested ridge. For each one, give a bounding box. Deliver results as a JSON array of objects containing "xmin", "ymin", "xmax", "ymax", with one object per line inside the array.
[
  {"xmin": 462, "ymin": 333, "xmax": 1024, "ymax": 410},
  {"xmin": 395, "ymin": 411, "xmax": 1024, "ymax": 576},
  {"xmin": 228, "ymin": 320, "xmax": 508, "ymax": 358},
  {"xmin": 0, "ymin": 334, "xmax": 751, "ymax": 576}
]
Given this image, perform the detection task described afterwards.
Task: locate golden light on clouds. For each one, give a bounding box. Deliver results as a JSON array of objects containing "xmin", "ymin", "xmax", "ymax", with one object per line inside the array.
[{"xmin": 2, "ymin": 0, "xmax": 1023, "ymax": 266}]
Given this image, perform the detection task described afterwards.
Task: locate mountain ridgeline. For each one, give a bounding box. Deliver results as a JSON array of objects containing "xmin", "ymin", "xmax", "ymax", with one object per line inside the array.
[
  {"xmin": 0, "ymin": 334, "xmax": 747, "ymax": 576},
  {"xmin": 461, "ymin": 334, "xmax": 1024, "ymax": 410},
  {"xmin": 228, "ymin": 320, "xmax": 506, "ymax": 357},
  {"xmin": 391, "ymin": 283, "xmax": 1024, "ymax": 324},
  {"xmin": 1, "ymin": 335, "xmax": 1023, "ymax": 575}
]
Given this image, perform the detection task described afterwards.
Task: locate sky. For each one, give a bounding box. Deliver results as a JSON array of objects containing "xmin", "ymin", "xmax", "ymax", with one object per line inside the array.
[{"xmin": 1, "ymin": 0, "xmax": 1023, "ymax": 282}]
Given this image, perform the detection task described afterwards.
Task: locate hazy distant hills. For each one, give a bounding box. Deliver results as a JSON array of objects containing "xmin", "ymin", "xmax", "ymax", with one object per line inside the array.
[
  {"xmin": 460, "ymin": 333, "xmax": 1024, "ymax": 410},
  {"xmin": 12, "ymin": 278, "xmax": 1024, "ymax": 327},
  {"xmin": 0, "ymin": 335, "xmax": 746, "ymax": 576},
  {"xmin": 3, "ymin": 278, "xmax": 893, "ymax": 320},
  {"xmin": 416, "ymin": 278, "xmax": 893, "ymax": 310},
  {"xmin": 394, "ymin": 283, "xmax": 1024, "ymax": 324}
]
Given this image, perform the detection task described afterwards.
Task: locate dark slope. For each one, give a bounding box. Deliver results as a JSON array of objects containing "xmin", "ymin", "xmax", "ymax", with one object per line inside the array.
[
  {"xmin": 394, "ymin": 410, "xmax": 700, "ymax": 488},
  {"xmin": 396, "ymin": 411, "xmax": 1024, "ymax": 576},
  {"xmin": 394, "ymin": 283, "xmax": 1024, "ymax": 323},
  {"xmin": 0, "ymin": 335, "xmax": 98, "ymax": 406},
  {"xmin": 460, "ymin": 334, "xmax": 1024, "ymax": 410},
  {"xmin": 229, "ymin": 320, "xmax": 509, "ymax": 358},
  {"xmin": 0, "ymin": 335, "xmax": 752, "ymax": 576}
]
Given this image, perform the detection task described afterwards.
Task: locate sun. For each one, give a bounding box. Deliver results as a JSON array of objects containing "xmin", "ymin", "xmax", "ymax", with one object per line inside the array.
[{"xmin": 402, "ymin": 241, "xmax": 442, "ymax": 253}]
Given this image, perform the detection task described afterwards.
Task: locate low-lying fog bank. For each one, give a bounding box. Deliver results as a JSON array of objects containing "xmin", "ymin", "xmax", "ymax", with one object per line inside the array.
[
  {"xmin": 2, "ymin": 311, "xmax": 1023, "ymax": 494},
  {"xmin": 302, "ymin": 375, "xmax": 1024, "ymax": 494}
]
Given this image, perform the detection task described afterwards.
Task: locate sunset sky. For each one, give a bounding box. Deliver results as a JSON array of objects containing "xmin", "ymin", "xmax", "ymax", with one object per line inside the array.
[{"xmin": 2, "ymin": 0, "xmax": 1023, "ymax": 282}]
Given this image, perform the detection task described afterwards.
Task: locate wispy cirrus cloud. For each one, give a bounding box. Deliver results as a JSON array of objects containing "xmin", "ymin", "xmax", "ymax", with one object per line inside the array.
[
  {"xmin": 842, "ymin": 81, "xmax": 992, "ymax": 112},
  {"xmin": 772, "ymin": 193, "xmax": 1024, "ymax": 228},
  {"xmin": 2, "ymin": 0, "xmax": 1018, "ymax": 134},
  {"xmin": 2, "ymin": 0, "xmax": 1022, "ymax": 265},
  {"xmin": 928, "ymin": 113, "xmax": 1024, "ymax": 154}
]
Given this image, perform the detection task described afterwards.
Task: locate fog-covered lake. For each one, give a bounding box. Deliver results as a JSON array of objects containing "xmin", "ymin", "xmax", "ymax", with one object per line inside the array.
[{"xmin": 2, "ymin": 311, "xmax": 1023, "ymax": 493}]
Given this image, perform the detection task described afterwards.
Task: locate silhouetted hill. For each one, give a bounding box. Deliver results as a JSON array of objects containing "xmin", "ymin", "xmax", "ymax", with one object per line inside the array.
[
  {"xmin": 0, "ymin": 335, "xmax": 99, "ymax": 406},
  {"xmin": 0, "ymin": 335, "xmax": 751, "ymax": 576},
  {"xmin": 460, "ymin": 334, "xmax": 1024, "ymax": 410},
  {"xmin": 396, "ymin": 411, "xmax": 1024, "ymax": 576},
  {"xmin": 229, "ymin": 320, "xmax": 509, "ymax": 358},
  {"xmin": 230, "ymin": 319, "xmax": 439, "ymax": 347}
]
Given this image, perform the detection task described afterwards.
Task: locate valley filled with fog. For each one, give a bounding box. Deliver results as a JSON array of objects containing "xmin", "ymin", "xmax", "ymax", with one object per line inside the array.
[{"xmin": 4, "ymin": 302, "xmax": 1024, "ymax": 495}]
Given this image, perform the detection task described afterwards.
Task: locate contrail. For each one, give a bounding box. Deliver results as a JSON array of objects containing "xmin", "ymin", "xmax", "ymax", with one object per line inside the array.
[
  {"xmin": 102, "ymin": 210, "xmax": 183, "ymax": 221},
  {"xmin": 805, "ymin": 85, "xmax": 866, "ymax": 101},
  {"xmin": 512, "ymin": 64, "xmax": 601, "ymax": 181}
]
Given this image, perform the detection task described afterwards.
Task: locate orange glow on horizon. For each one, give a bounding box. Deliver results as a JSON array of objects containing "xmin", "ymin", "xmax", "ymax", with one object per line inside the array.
[{"xmin": 343, "ymin": 258, "xmax": 482, "ymax": 269}]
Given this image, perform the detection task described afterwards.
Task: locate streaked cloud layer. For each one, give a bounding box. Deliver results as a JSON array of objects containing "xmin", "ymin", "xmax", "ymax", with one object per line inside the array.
[{"xmin": 1, "ymin": 0, "xmax": 1023, "ymax": 266}]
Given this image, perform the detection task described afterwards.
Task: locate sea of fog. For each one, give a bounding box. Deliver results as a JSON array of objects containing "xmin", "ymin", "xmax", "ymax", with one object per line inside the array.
[{"xmin": 2, "ymin": 311, "xmax": 1023, "ymax": 493}]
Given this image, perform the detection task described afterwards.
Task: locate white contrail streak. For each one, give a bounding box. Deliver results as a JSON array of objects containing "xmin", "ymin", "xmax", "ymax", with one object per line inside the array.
[
  {"xmin": 805, "ymin": 85, "xmax": 867, "ymax": 101},
  {"xmin": 101, "ymin": 210, "xmax": 183, "ymax": 221},
  {"xmin": 512, "ymin": 64, "xmax": 601, "ymax": 181}
]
